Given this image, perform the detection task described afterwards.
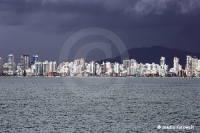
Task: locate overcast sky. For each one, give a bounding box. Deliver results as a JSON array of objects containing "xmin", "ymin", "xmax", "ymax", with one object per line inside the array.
[{"xmin": 0, "ymin": 0, "xmax": 200, "ymax": 63}]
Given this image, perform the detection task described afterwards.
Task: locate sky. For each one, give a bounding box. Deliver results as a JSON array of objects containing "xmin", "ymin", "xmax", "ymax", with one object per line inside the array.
[{"xmin": 0, "ymin": 0, "xmax": 200, "ymax": 63}]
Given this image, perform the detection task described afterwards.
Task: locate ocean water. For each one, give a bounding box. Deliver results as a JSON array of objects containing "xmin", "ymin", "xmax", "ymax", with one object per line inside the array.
[{"xmin": 0, "ymin": 77, "xmax": 199, "ymax": 133}]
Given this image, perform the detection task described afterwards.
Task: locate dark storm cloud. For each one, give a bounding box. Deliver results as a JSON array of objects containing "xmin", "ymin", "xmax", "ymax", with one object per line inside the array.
[{"xmin": 0, "ymin": 0, "xmax": 200, "ymax": 33}]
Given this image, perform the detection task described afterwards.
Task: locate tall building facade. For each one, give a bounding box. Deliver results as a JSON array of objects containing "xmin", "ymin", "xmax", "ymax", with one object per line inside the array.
[
  {"xmin": 8, "ymin": 54, "xmax": 15, "ymax": 75},
  {"xmin": 184, "ymin": 55, "xmax": 200, "ymax": 76},
  {"xmin": 35, "ymin": 62, "xmax": 43, "ymax": 76},
  {"xmin": 160, "ymin": 56, "xmax": 165, "ymax": 66},
  {"xmin": 3, "ymin": 63, "xmax": 9, "ymax": 75},
  {"xmin": 74, "ymin": 59, "xmax": 80, "ymax": 66},
  {"xmin": 123, "ymin": 59, "xmax": 131, "ymax": 70},
  {"xmin": 90, "ymin": 61, "xmax": 95, "ymax": 76},
  {"xmin": 42, "ymin": 61, "xmax": 49, "ymax": 76},
  {"xmin": 192, "ymin": 56, "xmax": 198, "ymax": 71},
  {"xmin": 114, "ymin": 62, "xmax": 120, "ymax": 74},
  {"xmin": 32, "ymin": 55, "xmax": 39, "ymax": 64},
  {"xmin": 198, "ymin": 60, "xmax": 200, "ymax": 71},
  {"xmin": 21, "ymin": 54, "xmax": 30, "ymax": 70},
  {"xmin": 101, "ymin": 62, "xmax": 106, "ymax": 75},
  {"xmin": 52, "ymin": 61, "xmax": 57, "ymax": 72},
  {"xmin": 186, "ymin": 55, "xmax": 192, "ymax": 70},
  {"xmin": 48, "ymin": 61, "xmax": 57, "ymax": 72},
  {"xmin": 80, "ymin": 58, "xmax": 85, "ymax": 70},
  {"xmin": 173, "ymin": 57, "xmax": 179, "ymax": 73}
]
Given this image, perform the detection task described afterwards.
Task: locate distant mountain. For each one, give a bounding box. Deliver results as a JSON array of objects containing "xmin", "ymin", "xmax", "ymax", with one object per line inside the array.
[{"xmin": 98, "ymin": 46, "xmax": 200, "ymax": 68}]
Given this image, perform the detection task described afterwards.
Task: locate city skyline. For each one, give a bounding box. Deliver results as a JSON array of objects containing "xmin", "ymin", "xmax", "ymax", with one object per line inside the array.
[{"xmin": 1, "ymin": 53, "xmax": 200, "ymax": 77}]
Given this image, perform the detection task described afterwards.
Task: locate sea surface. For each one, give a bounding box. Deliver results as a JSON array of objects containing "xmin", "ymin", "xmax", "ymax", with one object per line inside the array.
[{"xmin": 0, "ymin": 77, "xmax": 199, "ymax": 133}]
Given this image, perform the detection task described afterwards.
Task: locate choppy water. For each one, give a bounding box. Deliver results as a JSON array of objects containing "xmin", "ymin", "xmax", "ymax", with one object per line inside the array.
[{"xmin": 0, "ymin": 77, "xmax": 199, "ymax": 133}]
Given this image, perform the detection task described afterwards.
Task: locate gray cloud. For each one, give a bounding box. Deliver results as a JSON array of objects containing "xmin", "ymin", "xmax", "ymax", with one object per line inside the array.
[
  {"xmin": 126, "ymin": 0, "xmax": 170, "ymax": 15},
  {"xmin": 177, "ymin": 0, "xmax": 200, "ymax": 13},
  {"xmin": 125, "ymin": 0, "xmax": 200, "ymax": 15},
  {"xmin": 1, "ymin": 0, "xmax": 200, "ymax": 35},
  {"xmin": 0, "ymin": 0, "xmax": 199, "ymax": 30}
]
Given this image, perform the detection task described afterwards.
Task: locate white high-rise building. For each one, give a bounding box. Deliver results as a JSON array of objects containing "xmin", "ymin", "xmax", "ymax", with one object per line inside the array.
[
  {"xmin": 160, "ymin": 57, "xmax": 165, "ymax": 66},
  {"xmin": 198, "ymin": 60, "xmax": 200, "ymax": 71},
  {"xmin": 47, "ymin": 61, "xmax": 56, "ymax": 72},
  {"xmin": 52, "ymin": 61, "xmax": 57, "ymax": 71},
  {"xmin": 43, "ymin": 61, "xmax": 49, "ymax": 76},
  {"xmin": 95, "ymin": 63, "xmax": 101, "ymax": 76},
  {"xmin": 35, "ymin": 62, "xmax": 43, "ymax": 76},
  {"xmin": 48, "ymin": 61, "xmax": 52, "ymax": 71},
  {"xmin": 146, "ymin": 63, "xmax": 151, "ymax": 71},
  {"xmin": 73, "ymin": 64, "xmax": 77, "ymax": 74},
  {"xmin": 0, "ymin": 57, "xmax": 3, "ymax": 74},
  {"xmin": 179, "ymin": 64, "xmax": 182, "ymax": 70},
  {"xmin": 173, "ymin": 57, "xmax": 179, "ymax": 74},
  {"xmin": 186, "ymin": 55, "xmax": 193, "ymax": 76},
  {"xmin": 113, "ymin": 62, "xmax": 120, "ymax": 74},
  {"xmin": 152, "ymin": 63, "xmax": 156, "ymax": 70},
  {"xmin": 74, "ymin": 59, "xmax": 80, "ymax": 66},
  {"xmin": 130, "ymin": 59, "xmax": 136, "ymax": 66},
  {"xmin": 8, "ymin": 54, "xmax": 15, "ymax": 75},
  {"xmin": 130, "ymin": 66, "xmax": 136, "ymax": 76},
  {"xmin": 90, "ymin": 61, "xmax": 95, "ymax": 76},
  {"xmin": 80, "ymin": 58, "xmax": 85, "ymax": 70},
  {"xmin": 3, "ymin": 63, "xmax": 9, "ymax": 75},
  {"xmin": 192, "ymin": 56, "xmax": 198, "ymax": 71}
]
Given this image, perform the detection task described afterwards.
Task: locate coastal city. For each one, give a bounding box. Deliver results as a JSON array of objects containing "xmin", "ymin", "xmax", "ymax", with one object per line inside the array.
[{"xmin": 0, "ymin": 54, "xmax": 200, "ymax": 78}]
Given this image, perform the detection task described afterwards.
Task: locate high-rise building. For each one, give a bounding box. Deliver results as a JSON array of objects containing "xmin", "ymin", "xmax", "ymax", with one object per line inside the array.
[
  {"xmin": 186, "ymin": 55, "xmax": 192, "ymax": 70},
  {"xmin": 198, "ymin": 60, "xmax": 200, "ymax": 71},
  {"xmin": 95, "ymin": 63, "xmax": 101, "ymax": 76},
  {"xmin": 32, "ymin": 55, "xmax": 39, "ymax": 64},
  {"xmin": 186, "ymin": 55, "xmax": 192, "ymax": 76},
  {"xmin": 74, "ymin": 59, "xmax": 80, "ymax": 66},
  {"xmin": 160, "ymin": 56, "xmax": 165, "ymax": 66},
  {"xmin": 114, "ymin": 62, "xmax": 120, "ymax": 74},
  {"xmin": 47, "ymin": 61, "xmax": 57, "ymax": 72},
  {"xmin": 48, "ymin": 61, "xmax": 52, "ymax": 72},
  {"xmin": 173, "ymin": 57, "xmax": 179, "ymax": 73},
  {"xmin": 146, "ymin": 63, "xmax": 151, "ymax": 71},
  {"xmin": 192, "ymin": 56, "xmax": 198, "ymax": 71},
  {"xmin": 52, "ymin": 61, "xmax": 57, "ymax": 72},
  {"xmin": 123, "ymin": 59, "xmax": 131, "ymax": 70},
  {"xmin": 43, "ymin": 61, "xmax": 49, "ymax": 76},
  {"xmin": 73, "ymin": 64, "xmax": 77, "ymax": 74},
  {"xmin": 101, "ymin": 62, "xmax": 106, "ymax": 75},
  {"xmin": 80, "ymin": 58, "xmax": 85, "ymax": 70},
  {"xmin": 130, "ymin": 59, "xmax": 136, "ymax": 66},
  {"xmin": 0, "ymin": 57, "xmax": 3, "ymax": 74},
  {"xmin": 130, "ymin": 66, "xmax": 136, "ymax": 76},
  {"xmin": 151, "ymin": 63, "xmax": 156, "ymax": 70},
  {"xmin": 179, "ymin": 64, "xmax": 182, "ymax": 70},
  {"xmin": 21, "ymin": 54, "xmax": 30, "ymax": 70},
  {"xmin": 35, "ymin": 62, "xmax": 43, "ymax": 76},
  {"xmin": 90, "ymin": 61, "xmax": 95, "ymax": 76},
  {"xmin": 8, "ymin": 54, "xmax": 15, "ymax": 75},
  {"xmin": 3, "ymin": 63, "xmax": 9, "ymax": 75}
]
